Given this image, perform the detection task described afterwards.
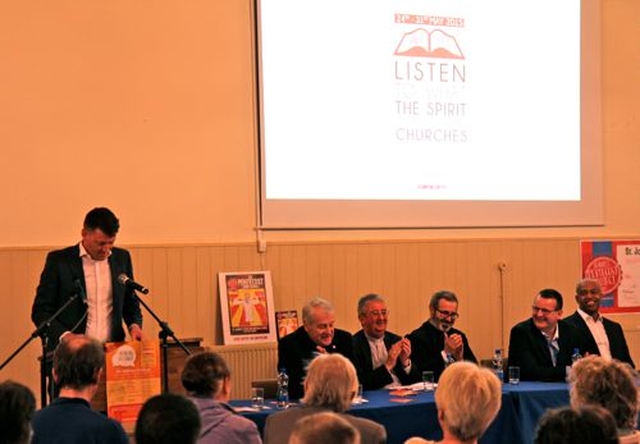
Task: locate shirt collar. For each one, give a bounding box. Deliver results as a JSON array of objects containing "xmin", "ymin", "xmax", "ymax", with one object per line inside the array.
[
  {"xmin": 577, "ymin": 308, "xmax": 602, "ymax": 323},
  {"xmin": 78, "ymin": 241, "xmax": 111, "ymax": 260},
  {"xmin": 365, "ymin": 333, "xmax": 384, "ymax": 344}
]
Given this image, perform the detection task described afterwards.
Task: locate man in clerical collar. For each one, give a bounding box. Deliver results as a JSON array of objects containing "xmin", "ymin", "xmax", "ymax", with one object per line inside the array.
[{"xmin": 352, "ymin": 294, "xmax": 420, "ymax": 390}]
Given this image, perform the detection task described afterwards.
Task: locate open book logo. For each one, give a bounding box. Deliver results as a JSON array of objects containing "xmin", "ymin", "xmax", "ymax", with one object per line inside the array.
[{"xmin": 394, "ymin": 28, "xmax": 464, "ymax": 59}]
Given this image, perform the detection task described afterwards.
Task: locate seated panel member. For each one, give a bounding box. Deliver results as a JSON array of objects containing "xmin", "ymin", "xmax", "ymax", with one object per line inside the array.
[
  {"xmin": 508, "ymin": 289, "xmax": 584, "ymax": 382},
  {"xmin": 407, "ymin": 290, "xmax": 477, "ymax": 382},
  {"xmin": 564, "ymin": 278, "xmax": 635, "ymax": 367},
  {"xmin": 277, "ymin": 297, "xmax": 354, "ymax": 400},
  {"xmin": 352, "ymin": 294, "xmax": 420, "ymax": 390}
]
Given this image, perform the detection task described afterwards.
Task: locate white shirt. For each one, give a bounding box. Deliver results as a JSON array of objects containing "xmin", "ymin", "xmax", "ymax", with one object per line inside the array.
[
  {"xmin": 366, "ymin": 334, "xmax": 401, "ymax": 388},
  {"xmin": 577, "ymin": 308, "xmax": 612, "ymax": 360},
  {"xmin": 80, "ymin": 242, "xmax": 113, "ymax": 342}
]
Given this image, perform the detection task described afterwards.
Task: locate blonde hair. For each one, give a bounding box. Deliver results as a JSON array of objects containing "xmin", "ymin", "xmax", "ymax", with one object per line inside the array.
[
  {"xmin": 435, "ymin": 361, "xmax": 502, "ymax": 441},
  {"xmin": 289, "ymin": 412, "xmax": 360, "ymax": 444},
  {"xmin": 302, "ymin": 354, "xmax": 358, "ymax": 413},
  {"xmin": 569, "ymin": 355, "xmax": 639, "ymax": 430}
]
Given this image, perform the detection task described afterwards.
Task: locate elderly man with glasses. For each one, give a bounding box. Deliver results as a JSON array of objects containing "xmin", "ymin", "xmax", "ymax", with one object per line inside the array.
[
  {"xmin": 352, "ymin": 293, "xmax": 421, "ymax": 390},
  {"xmin": 407, "ymin": 290, "xmax": 478, "ymax": 382},
  {"xmin": 508, "ymin": 288, "xmax": 586, "ymax": 381},
  {"xmin": 564, "ymin": 278, "xmax": 635, "ymax": 368}
]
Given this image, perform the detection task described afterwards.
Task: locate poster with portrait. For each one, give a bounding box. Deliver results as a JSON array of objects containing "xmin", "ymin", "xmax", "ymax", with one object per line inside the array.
[
  {"xmin": 218, "ymin": 271, "xmax": 277, "ymax": 344},
  {"xmin": 580, "ymin": 240, "xmax": 640, "ymax": 313}
]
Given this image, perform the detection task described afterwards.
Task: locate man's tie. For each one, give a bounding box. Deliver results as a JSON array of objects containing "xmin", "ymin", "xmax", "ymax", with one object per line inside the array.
[{"xmin": 549, "ymin": 338, "xmax": 559, "ymax": 367}]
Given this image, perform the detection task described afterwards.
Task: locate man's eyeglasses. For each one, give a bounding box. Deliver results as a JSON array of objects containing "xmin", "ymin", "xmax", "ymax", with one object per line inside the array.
[
  {"xmin": 435, "ymin": 308, "xmax": 459, "ymax": 320},
  {"xmin": 532, "ymin": 306, "xmax": 559, "ymax": 315},
  {"xmin": 367, "ymin": 310, "xmax": 388, "ymax": 317}
]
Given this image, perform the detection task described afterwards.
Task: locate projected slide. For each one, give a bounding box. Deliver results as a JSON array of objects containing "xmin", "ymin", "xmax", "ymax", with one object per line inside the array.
[{"xmin": 258, "ymin": 0, "xmax": 601, "ymax": 228}]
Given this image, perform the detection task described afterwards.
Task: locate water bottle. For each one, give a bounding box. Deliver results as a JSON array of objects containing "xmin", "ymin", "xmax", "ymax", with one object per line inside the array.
[
  {"xmin": 445, "ymin": 352, "xmax": 455, "ymax": 367},
  {"xmin": 276, "ymin": 368, "xmax": 289, "ymax": 409},
  {"xmin": 571, "ymin": 348, "xmax": 582, "ymax": 364},
  {"xmin": 492, "ymin": 348, "xmax": 504, "ymax": 382}
]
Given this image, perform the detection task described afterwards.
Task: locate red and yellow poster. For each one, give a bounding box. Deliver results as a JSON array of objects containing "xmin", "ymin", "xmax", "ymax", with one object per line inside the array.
[
  {"xmin": 581, "ymin": 240, "xmax": 640, "ymax": 313},
  {"xmin": 105, "ymin": 340, "xmax": 161, "ymax": 433},
  {"xmin": 218, "ymin": 271, "xmax": 276, "ymax": 345}
]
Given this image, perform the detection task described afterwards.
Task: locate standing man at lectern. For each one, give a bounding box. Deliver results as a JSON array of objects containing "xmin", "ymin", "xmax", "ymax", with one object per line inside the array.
[{"xmin": 31, "ymin": 207, "xmax": 144, "ymax": 353}]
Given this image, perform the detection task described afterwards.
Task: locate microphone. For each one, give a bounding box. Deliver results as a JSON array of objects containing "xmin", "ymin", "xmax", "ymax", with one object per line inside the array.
[
  {"xmin": 73, "ymin": 278, "xmax": 87, "ymax": 305},
  {"xmin": 117, "ymin": 274, "xmax": 150, "ymax": 294}
]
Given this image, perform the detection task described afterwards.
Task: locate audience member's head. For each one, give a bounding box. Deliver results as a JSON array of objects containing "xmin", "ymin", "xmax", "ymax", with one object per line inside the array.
[
  {"xmin": 357, "ymin": 293, "xmax": 389, "ymax": 339},
  {"xmin": 569, "ymin": 355, "xmax": 639, "ymax": 432},
  {"xmin": 534, "ymin": 405, "xmax": 619, "ymax": 444},
  {"xmin": 302, "ymin": 297, "xmax": 336, "ymax": 348},
  {"xmin": 434, "ymin": 361, "xmax": 502, "ymax": 442},
  {"xmin": 289, "ymin": 411, "xmax": 360, "ymax": 444},
  {"xmin": 181, "ymin": 351, "xmax": 232, "ymax": 401},
  {"xmin": 302, "ymin": 353, "xmax": 358, "ymax": 413},
  {"xmin": 0, "ymin": 380, "xmax": 36, "ymax": 444},
  {"xmin": 135, "ymin": 393, "xmax": 201, "ymax": 444},
  {"xmin": 53, "ymin": 335, "xmax": 104, "ymax": 390}
]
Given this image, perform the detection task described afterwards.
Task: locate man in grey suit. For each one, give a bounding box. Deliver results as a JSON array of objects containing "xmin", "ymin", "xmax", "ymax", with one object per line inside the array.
[
  {"xmin": 564, "ymin": 278, "xmax": 635, "ymax": 367},
  {"xmin": 31, "ymin": 207, "xmax": 143, "ymax": 351},
  {"xmin": 263, "ymin": 353, "xmax": 386, "ymax": 444}
]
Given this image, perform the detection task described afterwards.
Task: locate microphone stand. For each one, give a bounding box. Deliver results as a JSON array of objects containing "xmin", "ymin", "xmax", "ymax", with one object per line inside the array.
[
  {"xmin": 130, "ymin": 291, "xmax": 191, "ymax": 393},
  {"xmin": 0, "ymin": 293, "xmax": 82, "ymax": 407}
]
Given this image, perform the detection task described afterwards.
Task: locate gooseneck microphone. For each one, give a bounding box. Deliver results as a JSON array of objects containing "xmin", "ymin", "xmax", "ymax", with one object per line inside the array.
[
  {"xmin": 73, "ymin": 278, "xmax": 87, "ymax": 304},
  {"xmin": 117, "ymin": 274, "xmax": 150, "ymax": 294}
]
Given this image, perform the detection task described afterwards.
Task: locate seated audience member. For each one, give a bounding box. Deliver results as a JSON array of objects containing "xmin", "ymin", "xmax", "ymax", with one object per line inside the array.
[
  {"xmin": 353, "ymin": 294, "xmax": 420, "ymax": 389},
  {"xmin": 569, "ymin": 355, "xmax": 639, "ymax": 443},
  {"xmin": 277, "ymin": 297, "xmax": 354, "ymax": 400},
  {"xmin": 31, "ymin": 335, "xmax": 128, "ymax": 444},
  {"xmin": 0, "ymin": 380, "xmax": 36, "ymax": 444},
  {"xmin": 508, "ymin": 288, "xmax": 584, "ymax": 381},
  {"xmin": 407, "ymin": 291, "xmax": 477, "ymax": 382},
  {"xmin": 565, "ymin": 278, "xmax": 635, "ymax": 367},
  {"xmin": 289, "ymin": 411, "xmax": 360, "ymax": 444},
  {"xmin": 135, "ymin": 393, "xmax": 201, "ymax": 444},
  {"xmin": 404, "ymin": 361, "xmax": 501, "ymax": 444},
  {"xmin": 534, "ymin": 405, "xmax": 619, "ymax": 444},
  {"xmin": 181, "ymin": 351, "xmax": 261, "ymax": 444},
  {"xmin": 264, "ymin": 353, "xmax": 386, "ymax": 444}
]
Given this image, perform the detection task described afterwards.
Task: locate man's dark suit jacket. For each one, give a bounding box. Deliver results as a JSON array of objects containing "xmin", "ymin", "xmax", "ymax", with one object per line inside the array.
[
  {"xmin": 31, "ymin": 244, "xmax": 143, "ymax": 351},
  {"xmin": 277, "ymin": 326, "xmax": 354, "ymax": 400},
  {"xmin": 508, "ymin": 318, "xmax": 584, "ymax": 382},
  {"xmin": 407, "ymin": 321, "xmax": 477, "ymax": 382},
  {"xmin": 352, "ymin": 329, "xmax": 421, "ymax": 390},
  {"xmin": 564, "ymin": 311, "xmax": 635, "ymax": 368}
]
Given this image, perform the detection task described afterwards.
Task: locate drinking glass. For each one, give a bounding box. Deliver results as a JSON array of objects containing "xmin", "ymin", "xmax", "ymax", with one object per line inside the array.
[
  {"xmin": 508, "ymin": 366, "xmax": 520, "ymax": 385},
  {"xmin": 251, "ymin": 387, "xmax": 265, "ymax": 409},
  {"xmin": 422, "ymin": 370, "xmax": 435, "ymax": 391}
]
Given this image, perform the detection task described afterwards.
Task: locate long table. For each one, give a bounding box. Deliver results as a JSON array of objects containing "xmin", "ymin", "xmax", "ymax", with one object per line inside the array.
[{"xmin": 233, "ymin": 382, "xmax": 570, "ymax": 444}]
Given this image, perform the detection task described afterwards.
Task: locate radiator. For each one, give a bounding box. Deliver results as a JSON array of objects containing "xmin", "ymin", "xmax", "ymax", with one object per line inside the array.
[{"xmin": 208, "ymin": 343, "xmax": 279, "ymax": 399}]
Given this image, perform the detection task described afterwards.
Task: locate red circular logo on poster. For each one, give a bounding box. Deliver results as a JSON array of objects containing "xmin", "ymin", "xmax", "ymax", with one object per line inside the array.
[{"xmin": 584, "ymin": 256, "xmax": 622, "ymax": 294}]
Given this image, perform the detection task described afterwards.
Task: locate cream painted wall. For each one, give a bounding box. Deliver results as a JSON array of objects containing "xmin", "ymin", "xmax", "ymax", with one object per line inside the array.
[{"xmin": 0, "ymin": 0, "xmax": 639, "ymax": 402}]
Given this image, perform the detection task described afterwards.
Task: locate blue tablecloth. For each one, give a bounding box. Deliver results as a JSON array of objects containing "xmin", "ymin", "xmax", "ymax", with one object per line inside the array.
[{"xmin": 232, "ymin": 382, "xmax": 570, "ymax": 444}]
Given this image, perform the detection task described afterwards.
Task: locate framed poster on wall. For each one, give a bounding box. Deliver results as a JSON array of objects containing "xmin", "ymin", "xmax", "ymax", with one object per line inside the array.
[
  {"xmin": 581, "ymin": 240, "xmax": 640, "ymax": 313},
  {"xmin": 218, "ymin": 271, "xmax": 277, "ymax": 344}
]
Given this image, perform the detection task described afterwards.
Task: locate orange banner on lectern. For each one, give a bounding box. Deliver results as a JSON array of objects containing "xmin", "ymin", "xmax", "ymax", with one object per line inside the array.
[{"xmin": 105, "ymin": 340, "xmax": 161, "ymax": 432}]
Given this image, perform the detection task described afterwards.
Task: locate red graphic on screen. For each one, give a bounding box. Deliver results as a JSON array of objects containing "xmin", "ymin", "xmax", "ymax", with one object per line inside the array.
[{"xmin": 394, "ymin": 28, "xmax": 464, "ymax": 59}]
